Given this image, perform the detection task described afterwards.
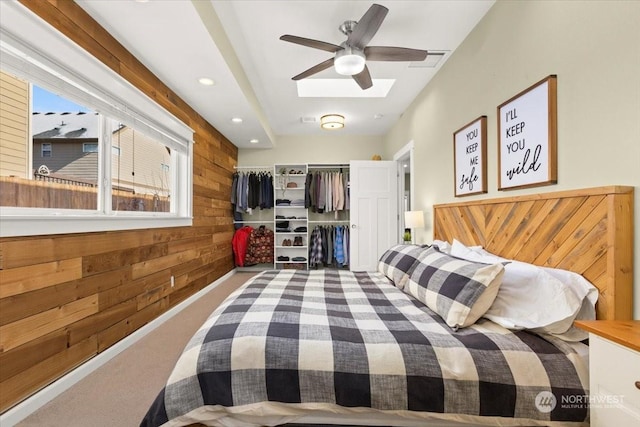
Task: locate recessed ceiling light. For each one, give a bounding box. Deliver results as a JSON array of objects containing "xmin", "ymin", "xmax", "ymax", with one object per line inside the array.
[
  {"xmin": 403, "ymin": 164, "xmax": 408, "ymax": 168},
  {"xmin": 198, "ymin": 77, "xmax": 215, "ymax": 86},
  {"xmin": 374, "ymin": 113, "xmax": 384, "ymax": 120},
  {"xmin": 231, "ymin": 117, "xmax": 243, "ymax": 123},
  {"xmin": 249, "ymin": 139, "xmax": 259, "ymax": 144}
]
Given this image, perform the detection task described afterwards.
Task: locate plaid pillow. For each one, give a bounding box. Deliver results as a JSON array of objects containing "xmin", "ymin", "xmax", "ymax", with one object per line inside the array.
[
  {"xmin": 404, "ymin": 246, "xmax": 504, "ymax": 329},
  {"xmin": 377, "ymin": 244, "xmax": 426, "ymax": 290}
]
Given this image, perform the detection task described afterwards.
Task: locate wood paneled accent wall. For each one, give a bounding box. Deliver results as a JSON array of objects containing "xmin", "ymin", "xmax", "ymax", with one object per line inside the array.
[
  {"xmin": 0, "ymin": 0, "xmax": 238, "ymax": 412},
  {"xmin": 433, "ymin": 186, "xmax": 634, "ymax": 321}
]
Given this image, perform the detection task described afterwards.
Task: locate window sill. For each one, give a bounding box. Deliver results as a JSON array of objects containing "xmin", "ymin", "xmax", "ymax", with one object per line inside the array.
[{"xmin": 0, "ymin": 214, "xmax": 193, "ymax": 237}]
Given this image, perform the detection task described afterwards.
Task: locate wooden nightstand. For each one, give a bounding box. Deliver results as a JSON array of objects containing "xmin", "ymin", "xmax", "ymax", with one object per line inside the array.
[{"xmin": 575, "ymin": 321, "xmax": 640, "ymax": 426}]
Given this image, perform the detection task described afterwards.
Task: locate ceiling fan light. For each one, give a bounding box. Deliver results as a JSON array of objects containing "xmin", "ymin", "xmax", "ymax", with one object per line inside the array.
[
  {"xmin": 320, "ymin": 114, "xmax": 345, "ymax": 130},
  {"xmin": 334, "ymin": 47, "xmax": 366, "ymax": 76}
]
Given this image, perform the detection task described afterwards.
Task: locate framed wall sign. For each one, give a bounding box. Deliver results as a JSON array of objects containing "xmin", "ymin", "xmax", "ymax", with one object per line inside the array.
[
  {"xmin": 498, "ymin": 75, "xmax": 557, "ymax": 190},
  {"xmin": 453, "ymin": 116, "xmax": 487, "ymax": 197}
]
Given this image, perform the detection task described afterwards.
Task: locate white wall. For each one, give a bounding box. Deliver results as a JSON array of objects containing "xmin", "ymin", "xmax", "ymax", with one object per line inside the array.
[
  {"xmin": 239, "ymin": 134, "xmax": 384, "ymax": 166},
  {"xmin": 383, "ymin": 1, "xmax": 640, "ymax": 318}
]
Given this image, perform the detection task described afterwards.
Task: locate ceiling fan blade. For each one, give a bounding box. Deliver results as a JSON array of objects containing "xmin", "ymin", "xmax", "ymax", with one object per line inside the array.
[
  {"xmin": 292, "ymin": 57, "xmax": 335, "ymax": 80},
  {"xmin": 352, "ymin": 65, "xmax": 372, "ymax": 90},
  {"xmin": 280, "ymin": 35, "xmax": 341, "ymax": 53},
  {"xmin": 365, "ymin": 46, "xmax": 429, "ymax": 62},
  {"xmin": 347, "ymin": 4, "xmax": 389, "ymax": 50}
]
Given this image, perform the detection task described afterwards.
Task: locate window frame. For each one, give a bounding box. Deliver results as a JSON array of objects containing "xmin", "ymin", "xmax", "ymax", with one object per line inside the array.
[{"xmin": 0, "ymin": 1, "xmax": 194, "ymax": 238}]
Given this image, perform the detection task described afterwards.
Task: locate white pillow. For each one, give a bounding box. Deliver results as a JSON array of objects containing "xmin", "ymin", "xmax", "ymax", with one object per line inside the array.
[
  {"xmin": 450, "ymin": 240, "xmax": 598, "ymax": 341},
  {"xmin": 431, "ymin": 240, "xmax": 452, "ymax": 254}
]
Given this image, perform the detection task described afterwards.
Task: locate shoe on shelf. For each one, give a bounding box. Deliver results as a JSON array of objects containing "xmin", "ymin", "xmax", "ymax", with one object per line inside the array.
[
  {"xmin": 282, "ymin": 239, "xmax": 291, "ymax": 246},
  {"xmin": 277, "ymin": 256, "xmax": 290, "ymax": 262},
  {"xmin": 293, "ymin": 236, "xmax": 303, "ymax": 246}
]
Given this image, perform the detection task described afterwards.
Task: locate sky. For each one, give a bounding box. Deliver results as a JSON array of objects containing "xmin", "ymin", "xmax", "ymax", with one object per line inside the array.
[{"xmin": 32, "ymin": 85, "xmax": 91, "ymax": 113}]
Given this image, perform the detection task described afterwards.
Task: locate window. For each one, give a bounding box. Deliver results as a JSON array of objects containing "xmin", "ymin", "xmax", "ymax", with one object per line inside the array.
[
  {"xmin": 111, "ymin": 125, "xmax": 171, "ymax": 213},
  {"xmin": 0, "ymin": 2, "xmax": 193, "ymax": 237},
  {"xmin": 41, "ymin": 142, "xmax": 52, "ymax": 157},
  {"xmin": 83, "ymin": 143, "xmax": 98, "ymax": 153}
]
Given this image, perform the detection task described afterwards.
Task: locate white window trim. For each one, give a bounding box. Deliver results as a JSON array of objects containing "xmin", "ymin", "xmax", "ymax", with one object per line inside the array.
[{"xmin": 0, "ymin": 1, "xmax": 193, "ymax": 238}]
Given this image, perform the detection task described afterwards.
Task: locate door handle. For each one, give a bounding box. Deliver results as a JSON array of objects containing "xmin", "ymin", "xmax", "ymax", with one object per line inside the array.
[{"xmin": 351, "ymin": 224, "xmax": 356, "ymax": 229}]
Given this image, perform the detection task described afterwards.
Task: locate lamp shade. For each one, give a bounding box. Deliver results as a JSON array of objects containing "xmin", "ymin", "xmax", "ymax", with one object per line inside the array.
[
  {"xmin": 404, "ymin": 210, "xmax": 425, "ymax": 229},
  {"xmin": 320, "ymin": 114, "xmax": 345, "ymax": 130},
  {"xmin": 334, "ymin": 46, "xmax": 366, "ymax": 76}
]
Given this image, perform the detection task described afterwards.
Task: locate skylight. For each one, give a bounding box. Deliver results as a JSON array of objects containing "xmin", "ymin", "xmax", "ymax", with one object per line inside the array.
[{"xmin": 296, "ymin": 79, "xmax": 395, "ymax": 98}]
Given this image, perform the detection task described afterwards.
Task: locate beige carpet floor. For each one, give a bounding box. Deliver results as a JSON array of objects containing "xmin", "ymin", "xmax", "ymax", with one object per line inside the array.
[{"xmin": 16, "ymin": 272, "xmax": 256, "ymax": 427}]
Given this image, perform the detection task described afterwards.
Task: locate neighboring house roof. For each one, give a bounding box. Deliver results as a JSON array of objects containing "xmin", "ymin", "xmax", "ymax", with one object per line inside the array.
[{"xmin": 32, "ymin": 112, "xmax": 99, "ymax": 139}]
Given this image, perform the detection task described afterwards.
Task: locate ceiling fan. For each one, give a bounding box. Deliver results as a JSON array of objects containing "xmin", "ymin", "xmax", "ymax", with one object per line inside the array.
[{"xmin": 280, "ymin": 3, "xmax": 430, "ymax": 90}]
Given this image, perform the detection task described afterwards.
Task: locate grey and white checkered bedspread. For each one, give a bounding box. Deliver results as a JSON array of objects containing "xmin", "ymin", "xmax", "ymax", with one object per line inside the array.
[{"xmin": 141, "ymin": 269, "xmax": 588, "ymax": 426}]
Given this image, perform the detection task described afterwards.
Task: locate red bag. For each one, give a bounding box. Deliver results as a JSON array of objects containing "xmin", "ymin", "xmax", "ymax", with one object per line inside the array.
[
  {"xmin": 232, "ymin": 226, "xmax": 253, "ymax": 267},
  {"xmin": 245, "ymin": 226, "xmax": 274, "ymax": 265}
]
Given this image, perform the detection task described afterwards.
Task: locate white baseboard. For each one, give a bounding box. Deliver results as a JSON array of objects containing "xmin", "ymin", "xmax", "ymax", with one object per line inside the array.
[{"xmin": 0, "ymin": 269, "xmax": 236, "ymax": 427}]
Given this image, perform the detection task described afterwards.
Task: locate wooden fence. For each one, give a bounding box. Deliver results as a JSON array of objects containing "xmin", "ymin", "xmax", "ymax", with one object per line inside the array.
[{"xmin": 0, "ymin": 176, "xmax": 169, "ymax": 212}]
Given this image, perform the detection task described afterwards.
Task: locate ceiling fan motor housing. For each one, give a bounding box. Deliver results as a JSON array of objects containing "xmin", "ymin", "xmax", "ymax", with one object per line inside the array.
[{"xmin": 339, "ymin": 20, "xmax": 358, "ymax": 36}]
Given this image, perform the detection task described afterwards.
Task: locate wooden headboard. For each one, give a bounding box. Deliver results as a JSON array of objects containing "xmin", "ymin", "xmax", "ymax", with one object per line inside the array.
[{"xmin": 433, "ymin": 186, "xmax": 634, "ymax": 321}]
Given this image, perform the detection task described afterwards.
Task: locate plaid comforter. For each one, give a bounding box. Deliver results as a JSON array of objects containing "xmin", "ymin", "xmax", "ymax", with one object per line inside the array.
[{"xmin": 141, "ymin": 270, "xmax": 589, "ymax": 427}]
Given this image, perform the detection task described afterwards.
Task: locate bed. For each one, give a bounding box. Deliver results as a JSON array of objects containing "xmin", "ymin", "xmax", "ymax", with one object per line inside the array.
[{"xmin": 141, "ymin": 186, "xmax": 633, "ymax": 427}]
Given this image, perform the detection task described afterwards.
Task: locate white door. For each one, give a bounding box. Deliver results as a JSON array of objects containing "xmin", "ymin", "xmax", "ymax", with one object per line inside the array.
[{"xmin": 349, "ymin": 160, "xmax": 398, "ymax": 271}]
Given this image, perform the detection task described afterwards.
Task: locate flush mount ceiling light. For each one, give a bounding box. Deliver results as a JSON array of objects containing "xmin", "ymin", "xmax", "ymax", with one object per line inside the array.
[
  {"xmin": 231, "ymin": 117, "xmax": 243, "ymax": 123},
  {"xmin": 198, "ymin": 77, "xmax": 215, "ymax": 86},
  {"xmin": 249, "ymin": 139, "xmax": 259, "ymax": 144},
  {"xmin": 334, "ymin": 45, "xmax": 366, "ymax": 76},
  {"xmin": 320, "ymin": 114, "xmax": 345, "ymax": 130}
]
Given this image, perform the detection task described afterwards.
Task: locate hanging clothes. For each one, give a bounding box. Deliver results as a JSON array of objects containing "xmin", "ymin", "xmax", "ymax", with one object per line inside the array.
[
  {"xmin": 304, "ymin": 172, "xmax": 315, "ymax": 212},
  {"xmin": 305, "ymin": 170, "xmax": 349, "ymax": 215},
  {"xmin": 309, "ymin": 226, "xmax": 324, "ymax": 267},
  {"xmin": 231, "ymin": 170, "xmax": 274, "ymax": 213},
  {"xmin": 308, "ymin": 225, "xmax": 349, "ymax": 269},
  {"xmin": 334, "ymin": 226, "xmax": 345, "ymax": 266}
]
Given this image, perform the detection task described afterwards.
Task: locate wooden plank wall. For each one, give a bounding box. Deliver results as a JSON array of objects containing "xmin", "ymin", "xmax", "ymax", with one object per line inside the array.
[
  {"xmin": 433, "ymin": 186, "xmax": 634, "ymax": 321},
  {"xmin": 0, "ymin": 0, "xmax": 238, "ymax": 412}
]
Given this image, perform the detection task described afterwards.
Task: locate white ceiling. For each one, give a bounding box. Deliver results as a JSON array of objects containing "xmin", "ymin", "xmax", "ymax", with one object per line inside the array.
[{"xmin": 76, "ymin": 0, "xmax": 494, "ymax": 149}]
